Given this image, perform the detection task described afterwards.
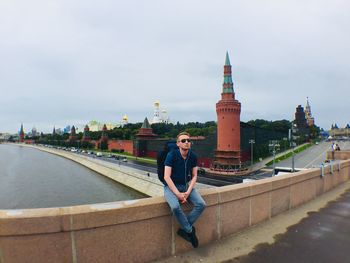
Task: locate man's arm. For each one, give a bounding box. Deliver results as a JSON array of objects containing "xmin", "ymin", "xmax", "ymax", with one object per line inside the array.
[
  {"xmin": 164, "ymin": 166, "xmax": 186, "ymax": 202},
  {"xmin": 185, "ymin": 166, "xmax": 197, "ymax": 198}
]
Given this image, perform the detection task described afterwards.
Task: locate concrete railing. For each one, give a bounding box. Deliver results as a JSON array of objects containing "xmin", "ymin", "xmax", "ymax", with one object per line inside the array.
[
  {"xmin": 327, "ymin": 150, "xmax": 350, "ymax": 161},
  {"xmin": 1, "ymin": 158, "xmax": 350, "ymax": 262}
]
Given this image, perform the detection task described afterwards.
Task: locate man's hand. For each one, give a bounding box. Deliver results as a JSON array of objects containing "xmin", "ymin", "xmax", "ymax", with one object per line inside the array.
[
  {"xmin": 177, "ymin": 193, "xmax": 187, "ymax": 203},
  {"xmin": 184, "ymin": 189, "xmax": 192, "ymax": 199}
]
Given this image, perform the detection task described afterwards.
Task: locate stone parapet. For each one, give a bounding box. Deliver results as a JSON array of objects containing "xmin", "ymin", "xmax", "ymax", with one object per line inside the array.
[
  {"xmin": 1, "ymin": 157, "xmax": 350, "ymax": 262},
  {"xmin": 327, "ymin": 150, "xmax": 350, "ymax": 160}
]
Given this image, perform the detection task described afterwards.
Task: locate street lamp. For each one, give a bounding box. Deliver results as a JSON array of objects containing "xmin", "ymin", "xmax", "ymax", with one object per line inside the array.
[
  {"xmin": 289, "ymin": 122, "xmax": 297, "ymax": 172},
  {"xmin": 269, "ymin": 140, "xmax": 280, "ymax": 176},
  {"xmin": 283, "ymin": 137, "xmax": 288, "ymax": 152},
  {"xmin": 249, "ymin": 139, "xmax": 255, "ymax": 167}
]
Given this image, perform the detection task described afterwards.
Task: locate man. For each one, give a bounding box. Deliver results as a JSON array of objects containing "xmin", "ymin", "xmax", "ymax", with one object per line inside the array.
[{"xmin": 163, "ymin": 132, "xmax": 206, "ymax": 248}]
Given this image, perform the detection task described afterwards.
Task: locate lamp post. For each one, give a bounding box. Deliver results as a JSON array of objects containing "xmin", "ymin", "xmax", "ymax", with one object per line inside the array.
[
  {"xmin": 249, "ymin": 139, "xmax": 255, "ymax": 167},
  {"xmin": 289, "ymin": 122, "xmax": 297, "ymax": 173},
  {"xmin": 283, "ymin": 137, "xmax": 288, "ymax": 152},
  {"xmin": 269, "ymin": 140, "xmax": 280, "ymax": 176}
]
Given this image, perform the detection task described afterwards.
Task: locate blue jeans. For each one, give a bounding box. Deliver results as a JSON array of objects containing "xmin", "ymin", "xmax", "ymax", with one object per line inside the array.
[{"xmin": 164, "ymin": 184, "xmax": 206, "ymax": 233}]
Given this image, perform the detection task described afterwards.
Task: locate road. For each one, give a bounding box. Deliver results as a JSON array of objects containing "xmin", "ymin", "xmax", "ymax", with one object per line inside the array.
[
  {"xmin": 70, "ymin": 140, "xmax": 350, "ymax": 186},
  {"xmin": 80, "ymin": 152, "xmax": 158, "ymax": 174},
  {"xmin": 275, "ymin": 140, "xmax": 350, "ymax": 169}
]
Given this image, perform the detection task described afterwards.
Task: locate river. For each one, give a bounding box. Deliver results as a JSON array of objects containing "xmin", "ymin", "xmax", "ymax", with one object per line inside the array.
[{"xmin": 0, "ymin": 144, "xmax": 146, "ymax": 209}]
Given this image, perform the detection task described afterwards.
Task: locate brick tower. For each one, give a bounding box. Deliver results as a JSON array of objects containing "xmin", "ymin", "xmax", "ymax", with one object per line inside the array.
[
  {"xmin": 100, "ymin": 124, "xmax": 108, "ymax": 142},
  {"xmin": 135, "ymin": 118, "xmax": 157, "ymax": 157},
  {"xmin": 82, "ymin": 125, "xmax": 91, "ymax": 142},
  {"xmin": 304, "ymin": 97, "xmax": 315, "ymax": 127},
  {"xmin": 98, "ymin": 124, "xmax": 109, "ymax": 150},
  {"xmin": 19, "ymin": 123, "xmax": 24, "ymax": 143},
  {"xmin": 213, "ymin": 52, "xmax": 241, "ymax": 170},
  {"xmin": 137, "ymin": 118, "xmax": 156, "ymax": 139},
  {"xmin": 69, "ymin": 125, "xmax": 77, "ymax": 141}
]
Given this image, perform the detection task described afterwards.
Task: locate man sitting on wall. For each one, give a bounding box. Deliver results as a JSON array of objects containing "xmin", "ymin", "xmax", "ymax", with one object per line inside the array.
[{"xmin": 163, "ymin": 132, "xmax": 206, "ymax": 248}]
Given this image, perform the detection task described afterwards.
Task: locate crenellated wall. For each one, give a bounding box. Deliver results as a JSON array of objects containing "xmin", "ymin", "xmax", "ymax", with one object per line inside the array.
[{"xmin": 1, "ymin": 158, "xmax": 350, "ymax": 262}]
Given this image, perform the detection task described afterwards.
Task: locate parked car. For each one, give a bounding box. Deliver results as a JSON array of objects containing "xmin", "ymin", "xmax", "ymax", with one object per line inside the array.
[{"xmin": 96, "ymin": 152, "xmax": 103, "ymax": 157}]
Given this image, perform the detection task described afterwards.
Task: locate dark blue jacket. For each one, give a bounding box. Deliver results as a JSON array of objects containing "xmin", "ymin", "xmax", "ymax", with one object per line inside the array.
[{"xmin": 164, "ymin": 149, "xmax": 197, "ymax": 186}]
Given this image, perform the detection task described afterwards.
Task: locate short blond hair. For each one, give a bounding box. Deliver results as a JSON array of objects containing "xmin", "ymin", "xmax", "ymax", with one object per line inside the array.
[{"xmin": 176, "ymin": 132, "xmax": 190, "ymax": 141}]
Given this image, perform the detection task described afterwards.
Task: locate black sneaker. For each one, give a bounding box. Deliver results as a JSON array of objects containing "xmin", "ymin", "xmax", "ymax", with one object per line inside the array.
[
  {"xmin": 177, "ymin": 228, "xmax": 191, "ymax": 242},
  {"xmin": 188, "ymin": 228, "xmax": 199, "ymax": 248}
]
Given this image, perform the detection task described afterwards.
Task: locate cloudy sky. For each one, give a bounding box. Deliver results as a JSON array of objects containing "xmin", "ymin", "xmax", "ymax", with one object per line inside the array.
[{"xmin": 1, "ymin": 0, "xmax": 349, "ymax": 133}]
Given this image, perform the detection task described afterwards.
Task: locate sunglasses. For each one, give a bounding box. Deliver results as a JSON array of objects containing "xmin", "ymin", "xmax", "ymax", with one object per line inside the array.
[{"xmin": 180, "ymin": 138, "xmax": 191, "ymax": 143}]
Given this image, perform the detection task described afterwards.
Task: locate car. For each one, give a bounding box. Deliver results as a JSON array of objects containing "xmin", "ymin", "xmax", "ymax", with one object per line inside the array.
[
  {"xmin": 96, "ymin": 152, "xmax": 103, "ymax": 157},
  {"xmin": 122, "ymin": 157, "xmax": 127, "ymax": 162}
]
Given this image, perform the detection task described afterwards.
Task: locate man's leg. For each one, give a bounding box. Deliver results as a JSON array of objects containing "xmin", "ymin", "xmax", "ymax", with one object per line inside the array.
[
  {"xmin": 186, "ymin": 188, "xmax": 206, "ymax": 226},
  {"xmin": 164, "ymin": 186, "xmax": 192, "ymax": 233}
]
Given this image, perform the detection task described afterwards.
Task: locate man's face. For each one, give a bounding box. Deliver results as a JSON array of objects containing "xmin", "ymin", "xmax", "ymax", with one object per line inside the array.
[{"xmin": 177, "ymin": 135, "xmax": 191, "ymax": 150}]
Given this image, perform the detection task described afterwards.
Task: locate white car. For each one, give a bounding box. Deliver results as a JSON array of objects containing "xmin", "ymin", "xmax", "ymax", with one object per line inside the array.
[{"xmin": 96, "ymin": 152, "xmax": 103, "ymax": 157}]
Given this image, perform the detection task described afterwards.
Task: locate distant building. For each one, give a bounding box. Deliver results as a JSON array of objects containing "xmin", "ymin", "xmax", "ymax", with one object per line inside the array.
[
  {"xmin": 0, "ymin": 133, "xmax": 11, "ymax": 141},
  {"xmin": 329, "ymin": 123, "xmax": 350, "ymax": 138},
  {"xmin": 63, "ymin": 125, "xmax": 71, "ymax": 134},
  {"xmin": 88, "ymin": 120, "xmax": 102, "ymax": 132},
  {"xmin": 295, "ymin": 105, "xmax": 308, "ymax": 130},
  {"xmin": 304, "ymin": 97, "xmax": 315, "ymax": 127},
  {"xmin": 134, "ymin": 118, "xmax": 157, "ymax": 157},
  {"xmin": 88, "ymin": 115, "xmax": 127, "ymax": 131},
  {"xmin": 82, "ymin": 125, "xmax": 91, "ymax": 142},
  {"xmin": 121, "ymin": 115, "xmax": 128, "ymax": 127},
  {"xmin": 55, "ymin": 128, "xmax": 63, "ymax": 135},
  {"xmin": 28, "ymin": 126, "xmax": 38, "ymax": 137},
  {"xmin": 98, "ymin": 124, "xmax": 109, "ymax": 150},
  {"xmin": 151, "ymin": 101, "xmax": 169, "ymax": 124},
  {"xmin": 19, "ymin": 124, "xmax": 24, "ymax": 143},
  {"xmin": 68, "ymin": 126, "xmax": 77, "ymax": 141}
]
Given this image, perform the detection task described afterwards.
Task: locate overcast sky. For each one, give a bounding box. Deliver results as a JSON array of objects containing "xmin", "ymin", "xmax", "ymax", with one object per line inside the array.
[{"xmin": 1, "ymin": 0, "xmax": 349, "ymax": 133}]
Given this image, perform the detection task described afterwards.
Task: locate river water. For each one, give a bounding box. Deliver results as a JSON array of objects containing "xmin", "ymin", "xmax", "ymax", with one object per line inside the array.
[{"xmin": 0, "ymin": 144, "xmax": 146, "ymax": 209}]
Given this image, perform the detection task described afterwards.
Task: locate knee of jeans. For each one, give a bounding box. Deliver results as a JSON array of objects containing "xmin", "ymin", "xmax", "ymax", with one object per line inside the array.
[
  {"xmin": 170, "ymin": 203, "xmax": 181, "ymax": 213},
  {"xmin": 197, "ymin": 200, "xmax": 206, "ymax": 211}
]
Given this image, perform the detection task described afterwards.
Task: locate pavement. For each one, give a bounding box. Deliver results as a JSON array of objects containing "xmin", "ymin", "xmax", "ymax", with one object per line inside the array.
[{"xmin": 153, "ymin": 180, "xmax": 350, "ymax": 263}]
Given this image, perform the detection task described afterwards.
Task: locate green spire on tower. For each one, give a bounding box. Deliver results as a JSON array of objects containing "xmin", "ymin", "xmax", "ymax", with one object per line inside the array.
[
  {"xmin": 222, "ymin": 52, "xmax": 234, "ymax": 94},
  {"xmin": 141, "ymin": 118, "xmax": 151, "ymax": 129},
  {"xmin": 225, "ymin": 51, "xmax": 231, "ymax": 66}
]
